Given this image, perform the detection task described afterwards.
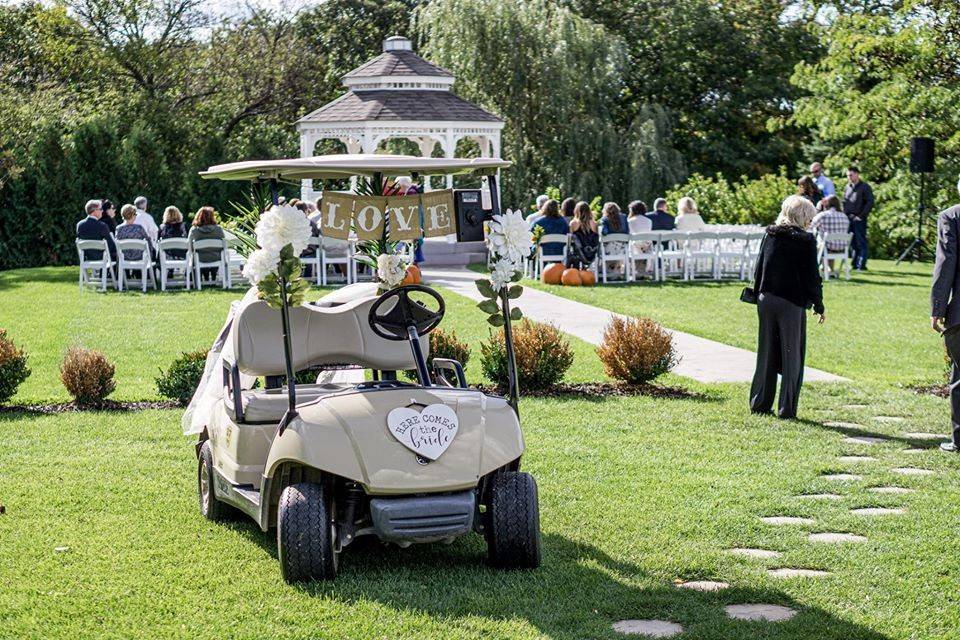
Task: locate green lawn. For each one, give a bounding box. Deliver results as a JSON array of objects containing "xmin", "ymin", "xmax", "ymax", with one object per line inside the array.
[
  {"xmin": 1, "ymin": 264, "xmax": 959, "ymax": 639},
  {"xmin": 516, "ymin": 260, "xmax": 941, "ymax": 387}
]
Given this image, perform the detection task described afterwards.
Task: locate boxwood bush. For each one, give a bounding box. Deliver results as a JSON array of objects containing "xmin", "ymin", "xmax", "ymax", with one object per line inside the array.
[
  {"xmin": 156, "ymin": 349, "xmax": 208, "ymax": 405},
  {"xmin": 0, "ymin": 329, "xmax": 30, "ymax": 404},
  {"xmin": 480, "ymin": 319, "xmax": 573, "ymax": 391}
]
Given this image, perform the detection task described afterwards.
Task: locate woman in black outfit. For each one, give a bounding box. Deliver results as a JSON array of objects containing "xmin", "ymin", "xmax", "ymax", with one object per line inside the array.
[
  {"xmin": 101, "ymin": 199, "xmax": 118, "ymax": 234},
  {"xmin": 749, "ymin": 195, "xmax": 825, "ymax": 419}
]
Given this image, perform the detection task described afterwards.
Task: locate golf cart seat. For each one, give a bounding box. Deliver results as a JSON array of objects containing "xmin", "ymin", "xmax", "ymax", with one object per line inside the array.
[
  {"xmin": 223, "ymin": 294, "xmax": 427, "ymax": 424},
  {"xmin": 312, "ymin": 282, "xmax": 380, "ymax": 308}
]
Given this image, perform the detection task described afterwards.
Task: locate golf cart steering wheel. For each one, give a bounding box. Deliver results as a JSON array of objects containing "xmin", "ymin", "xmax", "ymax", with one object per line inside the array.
[{"xmin": 368, "ymin": 285, "xmax": 445, "ymax": 342}]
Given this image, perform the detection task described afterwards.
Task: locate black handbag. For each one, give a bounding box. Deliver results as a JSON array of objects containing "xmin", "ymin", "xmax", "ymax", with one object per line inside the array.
[{"xmin": 740, "ymin": 287, "xmax": 758, "ymax": 305}]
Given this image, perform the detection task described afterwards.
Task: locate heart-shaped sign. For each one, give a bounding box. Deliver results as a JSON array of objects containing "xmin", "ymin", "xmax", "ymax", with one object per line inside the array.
[{"xmin": 387, "ymin": 403, "xmax": 459, "ymax": 460}]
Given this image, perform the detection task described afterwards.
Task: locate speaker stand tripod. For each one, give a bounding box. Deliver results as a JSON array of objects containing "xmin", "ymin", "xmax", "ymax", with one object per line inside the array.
[{"xmin": 896, "ymin": 172, "xmax": 928, "ymax": 264}]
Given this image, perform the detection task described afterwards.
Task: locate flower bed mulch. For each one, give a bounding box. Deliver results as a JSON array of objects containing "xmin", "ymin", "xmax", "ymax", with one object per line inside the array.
[
  {"xmin": 909, "ymin": 384, "xmax": 949, "ymax": 399},
  {"xmin": 0, "ymin": 400, "xmax": 181, "ymax": 415},
  {"xmin": 474, "ymin": 382, "xmax": 707, "ymax": 400}
]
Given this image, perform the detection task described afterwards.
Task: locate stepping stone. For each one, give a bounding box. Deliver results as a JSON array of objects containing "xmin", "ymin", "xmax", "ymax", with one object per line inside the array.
[
  {"xmin": 904, "ymin": 448, "xmax": 927, "ymax": 453},
  {"xmin": 612, "ymin": 620, "xmax": 684, "ymax": 637},
  {"xmin": 838, "ymin": 455, "xmax": 876, "ymax": 462},
  {"xmin": 725, "ymin": 604, "xmax": 797, "ymax": 622},
  {"xmin": 676, "ymin": 580, "xmax": 729, "ymax": 592},
  {"xmin": 821, "ymin": 473, "xmax": 862, "ymax": 481},
  {"xmin": 874, "ymin": 416, "xmax": 905, "ymax": 423},
  {"xmin": 767, "ymin": 567, "xmax": 831, "ymax": 579},
  {"xmin": 893, "ymin": 467, "xmax": 935, "ymax": 476},
  {"xmin": 808, "ymin": 532, "xmax": 867, "ymax": 544},
  {"xmin": 726, "ymin": 548, "xmax": 781, "ymax": 560},
  {"xmin": 842, "ymin": 404, "xmax": 867, "ymax": 409},
  {"xmin": 826, "ymin": 421, "xmax": 864, "ymax": 429},
  {"xmin": 868, "ymin": 486, "xmax": 915, "ymax": 495},
  {"xmin": 760, "ymin": 516, "xmax": 815, "ymax": 526},
  {"xmin": 851, "ymin": 507, "xmax": 906, "ymax": 516},
  {"xmin": 843, "ymin": 436, "xmax": 886, "ymax": 445},
  {"xmin": 795, "ymin": 493, "xmax": 843, "ymax": 500},
  {"xmin": 903, "ymin": 432, "xmax": 948, "ymax": 440}
]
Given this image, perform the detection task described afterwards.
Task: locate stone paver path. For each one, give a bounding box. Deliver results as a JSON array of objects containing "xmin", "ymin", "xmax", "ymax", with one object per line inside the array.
[
  {"xmin": 726, "ymin": 548, "xmax": 781, "ymax": 559},
  {"xmin": 893, "ymin": 467, "xmax": 935, "ymax": 476},
  {"xmin": 842, "ymin": 436, "xmax": 886, "ymax": 445},
  {"xmin": 761, "ymin": 516, "xmax": 815, "ymax": 526},
  {"xmin": 838, "ymin": 455, "xmax": 877, "ymax": 463},
  {"xmin": 676, "ymin": 580, "xmax": 729, "ymax": 592},
  {"xmin": 821, "ymin": 473, "xmax": 862, "ymax": 482},
  {"xmin": 795, "ymin": 493, "xmax": 843, "ymax": 500},
  {"xmin": 868, "ymin": 486, "xmax": 915, "ymax": 495},
  {"xmin": 903, "ymin": 432, "xmax": 948, "ymax": 440},
  {"xmin": 851, "ymin": 507, "xmax": 906, "ymax": 516},
  {"xmin": 613, "ymin": 620, "xmax": 684, "ymax": 637},
  {"xmin": 423, "ymin": 266, "xmax": 847, "ymax": 384},
  {"xmin": 808, "ymin": 532, "xmax": 867, "ymax": 544},
  {"xmin": 725, "ymin": 604, "xmax": 797, "ymax": 622},
  {"xmin": 768, "ymin": 568, "xmax": 831, "ymax": 579}
]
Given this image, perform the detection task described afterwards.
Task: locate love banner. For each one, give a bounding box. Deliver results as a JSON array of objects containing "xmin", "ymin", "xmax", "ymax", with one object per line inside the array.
[{"xmin": 316, "ymin": 190, "xmax": 457, "ymax": 242}]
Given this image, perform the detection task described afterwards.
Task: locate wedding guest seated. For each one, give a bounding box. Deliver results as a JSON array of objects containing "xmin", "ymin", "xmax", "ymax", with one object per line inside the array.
[
  {"xmin": 810, "ymin": 195, "xmax": 849, "ymax": 253},
  {"xmin": 627, "ymin": 200, "xmax": 652, "ymax": 234},
  {"xmin": 115, "ymin": 204, "xmax": 151, "ymax": 262},
  {"xmin": 76, "ymin": 199, "xmax": 116, "ymax": 261},
  {"xmin": 646, "ymin": 198, "xmax": 676, "ymax": 231},
  {"xmin": 531, "ymin": 199, "xmax": 569, "ymax": 256},
  {"xmin": 101, "ymin": 199, "xmax": 118, "ymax": 234},
  {"xmin": 560, "ymin": 197, "xmax": 576, "ymax": 223},
  {"xmin": 600, "ymin": 201, "xmax": 628, "ymax": 236},
  {"xmin": 159, "ymin": 206, "xmax": 187, "ymax": 257},
  {"xmin": 188, "ymin": 206, "xmax": 226, "ymax": 281},
  {"xmin": 675, "ymin": 197, "xmax": 705, "ymax": 231},
  {"xmin": 133, "ymin": 196, "xmax": 159, "ymax": 243},
  {"xmin": 566, "ymin": 201, "xmax": 599, "ymax": 269}
]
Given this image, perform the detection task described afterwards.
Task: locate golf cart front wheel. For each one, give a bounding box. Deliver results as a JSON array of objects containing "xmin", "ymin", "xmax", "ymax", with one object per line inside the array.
[
  {"xmin": 486, "ymin": 471, "xmax": 542, "ymax": 569},
  {"xmin": 198, "ymin": 441, "xmax": 231, "ymax": 522},
  {"xmin": 277, "ymin": 482, "xmax": 338, "ymax": 582}
]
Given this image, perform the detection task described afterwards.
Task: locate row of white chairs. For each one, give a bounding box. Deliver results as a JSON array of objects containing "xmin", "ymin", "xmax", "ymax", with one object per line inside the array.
[{"xmin": 529, "ymin": 230, "xmax": 853, "ymax": 283}]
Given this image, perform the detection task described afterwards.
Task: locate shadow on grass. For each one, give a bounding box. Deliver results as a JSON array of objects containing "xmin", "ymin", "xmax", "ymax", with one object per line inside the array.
[
  {"xmin": 794, "ymin": 417, "xmax": 931, "ymax": 449},
  {"xmin": 227, "ymin": 521, "xmax": 888, "ymax": 639},
  {"xmin": 0, "ymin": 266, "xmax": 76, "ymax": 289}
]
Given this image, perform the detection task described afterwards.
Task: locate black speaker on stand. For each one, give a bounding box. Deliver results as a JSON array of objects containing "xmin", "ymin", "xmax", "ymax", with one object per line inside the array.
[{"xmin": 897, "ymin": 137, "xmax": 935, "ymax": 264}]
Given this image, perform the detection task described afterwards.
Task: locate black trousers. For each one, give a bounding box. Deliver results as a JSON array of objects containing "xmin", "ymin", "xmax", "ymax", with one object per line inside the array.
[
  {"xmin": 947, "ymin": 362, "xmax": 960, "ymax": 446},
  {"xmin": 750, "ymin": 293, "xmax": 807, "ymax": 419}
]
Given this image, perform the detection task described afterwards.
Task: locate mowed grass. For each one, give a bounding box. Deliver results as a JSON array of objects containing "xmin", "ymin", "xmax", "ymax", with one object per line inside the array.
[
  {"xmin": 517, "ymin": 260, "xmax": 941, "ymax": 386},
  {"xmin": 2, "ymin": 264, "xmax": 960, "ymax": 639}
]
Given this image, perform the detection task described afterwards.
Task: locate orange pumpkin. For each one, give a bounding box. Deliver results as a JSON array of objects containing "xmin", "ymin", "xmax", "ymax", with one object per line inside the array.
[
  {"xmin": 541, "ymin": 262, "xmax": 565, "ymax": 285},
  {"xmin": 561, "ymin": 268, "xmax": 582, "ymax": 286},
  {"xmin": 401, "ymin": 264, "xmax": 421, "ymax": 286},
  {"xmin": 579, "ymin": 269, "xmax": 596, "ymax": 286}
]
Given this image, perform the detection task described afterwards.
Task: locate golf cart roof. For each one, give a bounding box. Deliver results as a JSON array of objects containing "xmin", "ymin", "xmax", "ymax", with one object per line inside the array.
[{"xmin": 200, "ymin": 154, "xmax": 511, "ymax": 181}]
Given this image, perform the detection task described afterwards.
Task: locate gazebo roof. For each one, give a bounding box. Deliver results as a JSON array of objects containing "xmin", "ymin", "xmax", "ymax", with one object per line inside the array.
[
  {"xmin": 343, "ymin": 50, "xmax": 452, "ymax": 79},
  {"xmin": 298, "ymin": 90, "xmax": 502, "ymax": 124}
]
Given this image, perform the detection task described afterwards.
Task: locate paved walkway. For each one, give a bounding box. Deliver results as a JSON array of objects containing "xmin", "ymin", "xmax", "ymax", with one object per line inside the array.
[{"xmin": 422, "ymin": 266, "xmax": 846, "ymax": 384}]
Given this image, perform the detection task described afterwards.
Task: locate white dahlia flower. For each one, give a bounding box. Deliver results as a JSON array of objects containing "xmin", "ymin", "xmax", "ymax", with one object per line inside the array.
[
  {"xmin": 488, "ymin": 208, "xmax": 532, "ymax": 264},
  {"xmin": 490, "ymin": 257, "xmax": 517, "ymax": 291},
  {"xmin": 377, "ymin": 253, "xmax": 407, "ymax": 288},
  {"xmin": 242, "ymin": 248, "xmax": 279, "ymax": 285},
  {"xmin": 255, "ymin": 204, "xmax": 312, "ymax": 256}
]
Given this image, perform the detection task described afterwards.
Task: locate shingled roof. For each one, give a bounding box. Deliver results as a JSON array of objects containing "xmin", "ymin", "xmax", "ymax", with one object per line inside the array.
[
  {"xmin": 298, "ymin": 90, "xmax": 502, "ymax": 123},
  {"xmin": 344, "ymin": 50, "xmax": 453, "ymax": 79}
]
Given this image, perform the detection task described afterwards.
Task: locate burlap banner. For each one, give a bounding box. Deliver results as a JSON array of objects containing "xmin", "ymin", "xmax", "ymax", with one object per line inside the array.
[{"xmin": 316, "ymin": 190, "xmax": 457, "ymax": 241}]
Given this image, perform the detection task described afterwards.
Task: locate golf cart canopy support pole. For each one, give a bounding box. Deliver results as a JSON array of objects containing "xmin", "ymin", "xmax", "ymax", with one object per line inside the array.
[{"xmin": 266, "ymin": 177, "xmax": 299, "ymax": 436}]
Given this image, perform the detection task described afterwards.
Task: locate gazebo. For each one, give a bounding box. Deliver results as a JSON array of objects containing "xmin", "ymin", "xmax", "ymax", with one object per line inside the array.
[{"xmin": 296, "ymin": 36, "xmax": 504, "ymax": 202}]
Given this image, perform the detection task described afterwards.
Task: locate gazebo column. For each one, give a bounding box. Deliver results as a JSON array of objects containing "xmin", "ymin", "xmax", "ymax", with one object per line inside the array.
[
  {"xmin": 299, "ymin": 131, "xmax": 318, "ymax": 201},
  {"xmin": 442, "ymin": 132, "xmax": 456, "ymax": 190}
]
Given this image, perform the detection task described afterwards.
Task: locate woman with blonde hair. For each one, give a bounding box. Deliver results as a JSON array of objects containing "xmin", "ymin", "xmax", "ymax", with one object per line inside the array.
[
  {"xmin": 748, "ymin": 195, "xmax": 824, "ymax": 419},
  {"xmin": 159, "ymin": 205, "xmax": 187, "ymax": 260},
  {"xmin": 675, "ymin": 196, "xmax": 705, "ymax": 231}
]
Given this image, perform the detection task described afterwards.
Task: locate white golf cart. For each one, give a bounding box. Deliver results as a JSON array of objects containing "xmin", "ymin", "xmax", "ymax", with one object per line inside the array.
[{"xmin": 184, "ymin": 155, "xmax": 540, "ymax": 582}]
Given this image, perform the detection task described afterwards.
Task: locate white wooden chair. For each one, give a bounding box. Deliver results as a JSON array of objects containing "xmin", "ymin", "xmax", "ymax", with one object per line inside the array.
[
  {"xmin": 533, "ymin": 234, "xmax": 569, "ymax": 280},
  {"xmin": 322, "ymin": 237, "xmax": 355, "ymax": 285},
  {"xmin": 599, "ymin": 233, "xmax": 632, "ymax": 283},
  {"xmin": 191, "ymin": 238, "xmax": 228, "ymax": 290},
  {"xmin": 302, "ymin": 237, "xmax": 323, "ymax": 285},
  {"xmin": 820, "ymin": 231, "xmax": 853, "ymax": 280},
  {"xmin": 115, "ymin": 238, "xmax": 156, "ymax": 292},
  {"xmin": 657, "ymin": 231, "xmax": 687, "ymax": 281},
  {"xmin": 76, "ymin": 239, "xmax": 116, "ymax": 292},
  {"xmin": 158, "ymin": 238, "xmax": 191, "ymax": 291},
  {"xmin": 716, "ymin": 231, "xmax": 750, "ymax": 280},
  {"xmin": 224, "ymin": 244, "xmax": 247, "ymax": 289},
  {"xmin": 745, "ymin": 230, "xmax": 766, "ymax": 274},
  {"xmin": 629, "ymin": 231, "xmax": 660, "ymax": 281}
]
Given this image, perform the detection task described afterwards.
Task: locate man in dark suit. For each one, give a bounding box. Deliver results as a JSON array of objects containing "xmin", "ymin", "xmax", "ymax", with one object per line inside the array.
[
  {"xmin": 76, "ymin": 199, "xmax": 117, "ymax": 262},
  {"xmin": 842, "ymin": 166, "xmax": 874, "ymax": 270},
  {"xmin": 930, "ymin": 177, "xmax": 960, "ymax": 453},
  {"xmin": 645, "ymin": 198, "xmax": 676, "ymax": 231}
]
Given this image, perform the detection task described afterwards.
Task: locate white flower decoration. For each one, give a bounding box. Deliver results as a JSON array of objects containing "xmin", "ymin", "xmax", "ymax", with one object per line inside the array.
[
  {"xmin": 243, "ymin": 248, "xmax": 279, "ymax": 285},
  {"xmin": 255, "ymin": 204, "xmax": 312, "ymax": 256},
  {"xmin": 377, "ymin": 253, "xmax": 407, "ymax": 288},
  {"xmin": 488, "ymin": 208, "xmax": 532, "ymax": 264},
  {"xmin": 490, "ymin": 257, "xmax": 517, "ymax": 292}
]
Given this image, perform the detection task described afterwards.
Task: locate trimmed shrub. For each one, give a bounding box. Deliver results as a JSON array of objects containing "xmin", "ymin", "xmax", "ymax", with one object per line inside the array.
[
  {"xmin": 403, "ymin": 328, "xmax": 472, "ymax": 382},
  {"xmin": 60, "ymin": 347, "xmax": 116, "ymax": 407},
  {"xmin": 596, "ymin": 316, "xmax": 678, "ymax": 384},
  {"xmin": 157, "ymin": 349, "xmax": 208, "ymax": 405},
  {"xmin": 480, "ymin": 319, "xmax": 573, "ymax": 391},
  {"xmin": 0, "ymin": 329, "xmax": 30, "ymax": 404}
]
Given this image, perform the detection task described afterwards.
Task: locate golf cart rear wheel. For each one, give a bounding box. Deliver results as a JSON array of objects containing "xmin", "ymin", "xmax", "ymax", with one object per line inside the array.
[
  {"xmin": 486, "ymin": 471, "xmax": 542, "ymax": 569},
  {"xmin": 198, "ymin": 441, "xmax": 231, "ymax": 522},
  {"xmin": 277, "ymin": 482, "xmax": 338, "ymax": 582}
]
